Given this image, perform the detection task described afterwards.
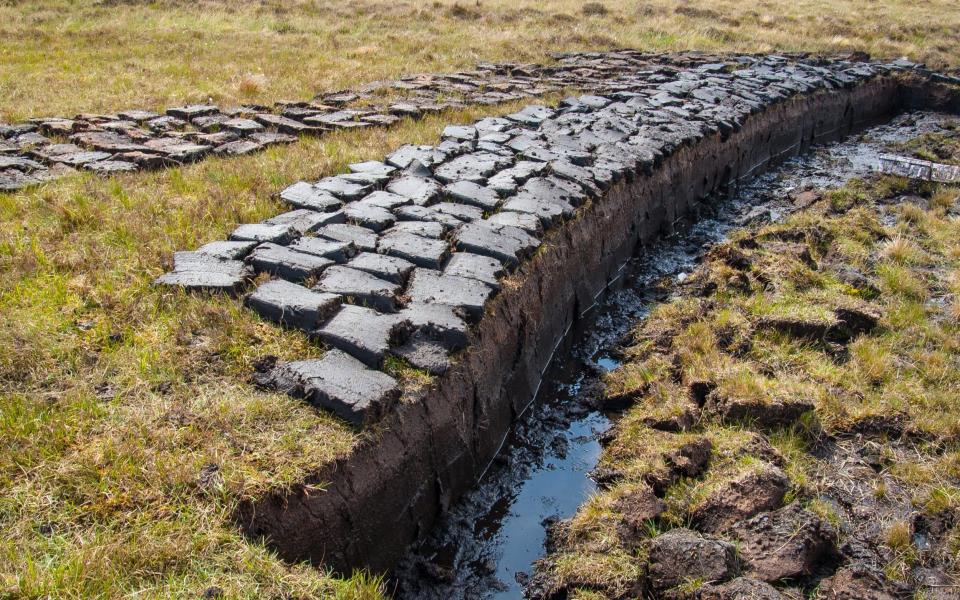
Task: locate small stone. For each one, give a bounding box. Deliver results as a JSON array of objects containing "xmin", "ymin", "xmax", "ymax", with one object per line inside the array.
[
  {"xmin": 378, "ymin": 230, "xmax": 450, "ymax": 269},
  {"xmin": 405, "ymin": 268, "xmax": 494, "ymax": 321},
  {"xmin": 316, "ymin": 223, "xmax": 379, "ymax": 252},
  {"xmin": 313, "ymin": 305, "xmax": 411, "ymax": 367},
  {"xmin": 50, "ymin": 151, "xmax": 114, "ymax": 166},
  {"xmin": 246, "ymin": 279, "xmax": 341, "ymax": 330},
  {"xmin": 314, "ymin": 265, "xmax": 399, "ymax": 312},
  {"xmin": 279, "ymin": 181, "xmax": 343, "ymax": 212},
  {"xmin": 229, "ymin": 223, "xmax": 297, "ymax": 244},
  {"xmin": 247, "ymin": 243, "xmax": 334, "ymax": 281},
  {"xmin": 346, "ymin": 252, "xmax": 416, "ymax": 284}
]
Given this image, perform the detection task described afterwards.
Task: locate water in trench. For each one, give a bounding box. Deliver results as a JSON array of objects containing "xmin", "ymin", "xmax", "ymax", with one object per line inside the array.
[{"xmin": 390, "ymin": 112, "xmax": 952, "ymax": 599}]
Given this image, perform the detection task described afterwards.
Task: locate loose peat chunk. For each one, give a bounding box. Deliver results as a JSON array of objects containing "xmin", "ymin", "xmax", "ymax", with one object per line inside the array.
[
  {"xmin": 315, "ymin": 223, "xmax": 379, "ymax": 252},
  {"xmin": 229, "ymin": 223, "xmax": 298, "ymax": 245},
  {"xmin": 453, "ymin": 221, "xmax": 540, "ymax": 266},
  {"xmin": 405, "ymin": 268, "xmax": 495, "ymax": 321},
  {"xmin": 344, "ymin": 202, "xmax": 397, "ymax": 232},
  {"xmin": 196, "ymin": 240, "xmax": 258, "ymax": 260},
  {"xmin": 391, "ymin": 331, "xmax": 452, "ymax": 375},
  {"xmin": 445, "ymin": 180, "xmax": 502, "ymax": 211},
  {"xmin": 313, "ymin": 305, "xmax": 412, "ymax": 367},
  {"xmin": 386, "ymin": 175, "xmax": 444, "ymax": 206},
  {"xmin": 246, "ymin": 279, "xmax": 341, "ymax": 330},
  {"xmin": 279, "ymin": 181, "xmax": 343, "ymax": 212},
  {"xmin": 247, "ymin": 243, "xmax": 334, "ymax": 281},
  {"xmin": 443, "ymin": 252, "xmax": 505, "ymax": 288},
  {"xmin": 377, "ymin": 230, "xmax": 450, "ymax": 270},
  {"xmin": 265, "ymin": 209, "xmax": 343, "ymax": 234},
  {"xmin": 346, "ymin": 252, "xmax": 416, "ymax": 284},
  {"xmin": 647, "ymin": 528, "xmax": 739, "ymax": 593},
  {"xmin": 264, "ymin": 351, "xmax": 399, "ymax": 425},
  {"xmin": 154, "ymin": 251, "xmax": 252, "ymax": 293},
  {"xmin": 398, "ymin": 302, "xmax": 470, "ymax": 350},
  {"xmin": 314, "ymin": 266, "xmax": 400, "ymax": 313},
  {"xmin": 288, "ymin": 237, "xmax": 357, "ymax": 262}
]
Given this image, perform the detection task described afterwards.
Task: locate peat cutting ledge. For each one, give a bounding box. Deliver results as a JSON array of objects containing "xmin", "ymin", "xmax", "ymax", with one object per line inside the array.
[{"xmin": 154, "ymin": 54, "xmax": 960, "ymax": 576}]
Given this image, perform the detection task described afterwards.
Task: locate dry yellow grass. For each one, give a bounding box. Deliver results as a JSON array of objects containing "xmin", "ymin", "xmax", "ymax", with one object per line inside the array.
[{"xmin": 1, "ymin": 0, "xmax": 959, "ymax": 121}]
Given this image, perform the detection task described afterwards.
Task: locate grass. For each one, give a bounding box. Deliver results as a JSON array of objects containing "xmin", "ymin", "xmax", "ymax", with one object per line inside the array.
[{"xmin": 0, "ymin": 0, "xmax": 959, "ymax": 121}]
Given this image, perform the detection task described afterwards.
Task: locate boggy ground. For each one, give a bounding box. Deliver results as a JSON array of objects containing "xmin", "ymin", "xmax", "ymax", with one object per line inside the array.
[{"xmin": 529, "ymin": 125, "xmax": 960, "ymax": 599}]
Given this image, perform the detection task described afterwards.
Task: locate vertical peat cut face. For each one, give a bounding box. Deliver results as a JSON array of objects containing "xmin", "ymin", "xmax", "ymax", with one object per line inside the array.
[{"xmin": 150, "ymin": 53, "xmax": 960, "ymax": 577}]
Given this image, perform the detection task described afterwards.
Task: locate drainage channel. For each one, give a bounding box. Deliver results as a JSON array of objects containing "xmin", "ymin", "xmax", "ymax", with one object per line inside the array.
[{"xmin": 390, "ymin": 110, "xmax": 954, "ymax": 599}]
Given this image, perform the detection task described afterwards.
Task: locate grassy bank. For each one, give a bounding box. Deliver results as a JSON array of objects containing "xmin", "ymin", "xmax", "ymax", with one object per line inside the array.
[{"xmin": 1, "ymin": 0, "xmax": 959, "ymax": 121}]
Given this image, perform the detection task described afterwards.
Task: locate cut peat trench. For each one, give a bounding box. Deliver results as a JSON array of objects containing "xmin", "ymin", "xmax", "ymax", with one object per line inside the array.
[
  {"xmin": 391, "ymin": 111, "xmax": 956, "ymax": 599},
  {"xmin": 231, "ymin": 61, "xmax": 960, "ymax": 582}
]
